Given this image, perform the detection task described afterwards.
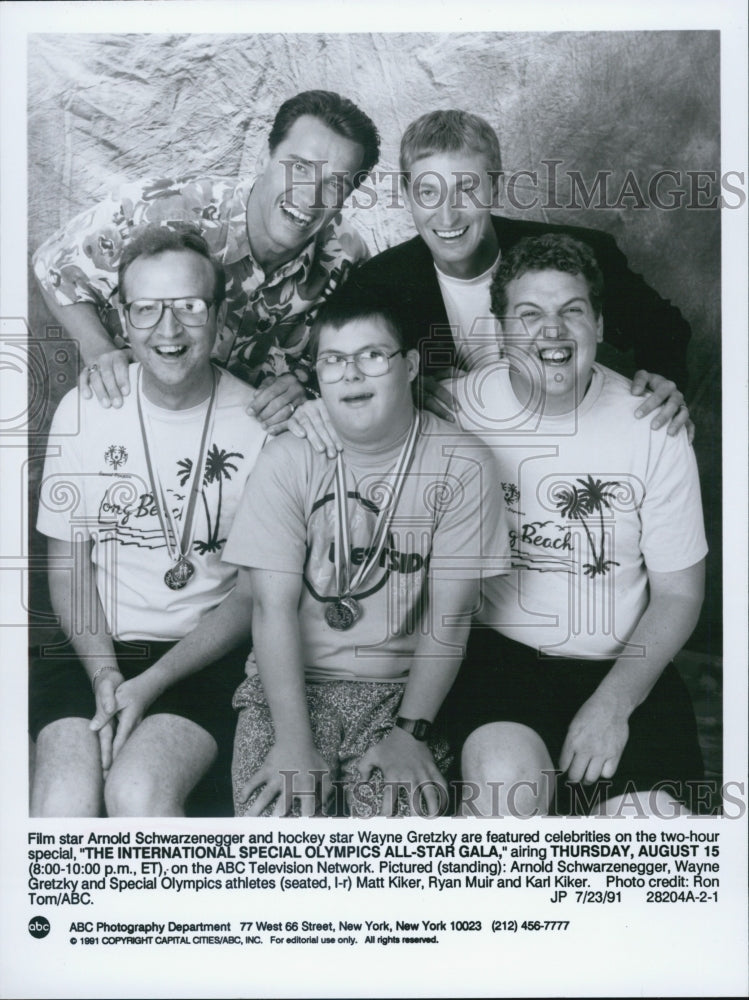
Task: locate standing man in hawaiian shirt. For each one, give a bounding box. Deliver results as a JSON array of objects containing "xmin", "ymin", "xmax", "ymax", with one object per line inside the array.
[{"xmin": 33, "ymin": 90, "xmax": 380, "ymax": 431}]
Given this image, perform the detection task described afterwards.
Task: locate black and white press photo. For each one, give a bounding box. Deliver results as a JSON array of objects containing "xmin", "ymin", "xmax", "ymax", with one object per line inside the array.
[{"xmin": 1, "ymin": 4, "xmax": 746, "ymax": 998}]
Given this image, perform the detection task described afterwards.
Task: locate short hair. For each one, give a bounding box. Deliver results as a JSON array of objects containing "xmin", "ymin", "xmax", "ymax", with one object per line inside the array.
[
  {"xmin": 268, "ymin": 90, "xmax": 381, "ymax": 184},
  {"xmin": 399, "ymin": 109, "xmax": 502, "ymax": 177},
  {"xmin": 491, "ymin": 234, "xmax": 604, "ymax": 320},
  {"xmin": 118, "ymin": 226, "xmax": 226, "ymax": 305},
  {"xmin": 308, "ymin": 277, "xmax": 408, "ymax": 361}
]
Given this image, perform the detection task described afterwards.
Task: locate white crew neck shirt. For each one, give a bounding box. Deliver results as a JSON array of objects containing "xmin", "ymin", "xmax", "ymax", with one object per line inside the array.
[{"xmin": 435, "ymin": 255, "xmax": 502, "ymax": 369}]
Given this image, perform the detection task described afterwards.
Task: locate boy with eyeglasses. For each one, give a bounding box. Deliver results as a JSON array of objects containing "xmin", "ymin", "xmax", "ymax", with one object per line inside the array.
[
  {"xmin": 223, "ymin": 281, "xmax": 509, "ymax": 817},
  {"xmin": 31, "ymin": 227, "xmax": 266, "ymax": 816}
]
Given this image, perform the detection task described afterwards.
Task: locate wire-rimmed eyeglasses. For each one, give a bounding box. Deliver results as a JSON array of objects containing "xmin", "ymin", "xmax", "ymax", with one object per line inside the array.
[
  {"xmin": 315, "ymin": 348, "xmax": 406, "ymax": 383},
  {"xmin": 123, "ymin": 297, "xmax": 215, "ymax": 329}
]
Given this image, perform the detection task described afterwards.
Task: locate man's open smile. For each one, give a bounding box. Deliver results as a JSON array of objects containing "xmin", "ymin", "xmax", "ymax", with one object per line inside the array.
[
  {"xmin": 434, "ymin": 225, "xmax": 469, "ymax": 241},
  {"xmin": 280, "ymin": 199, "xmax": 315, "ymax": 229},
  {"xmin": 153, "ymin": 344, "xmax": 189, "ymax": 359},
  {"xmin": 537, "ymin": 345, "xmax": 574, "ymax": 366}
]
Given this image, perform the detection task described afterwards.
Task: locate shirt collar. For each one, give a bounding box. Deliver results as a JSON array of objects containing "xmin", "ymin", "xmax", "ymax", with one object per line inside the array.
[
  {"xmin": 223, "ymin": 176, "xmax": 256, "ymax": 267},
  {"xmin": 223, "ymin": 173, "xmax": 319, "ymax": 283}
]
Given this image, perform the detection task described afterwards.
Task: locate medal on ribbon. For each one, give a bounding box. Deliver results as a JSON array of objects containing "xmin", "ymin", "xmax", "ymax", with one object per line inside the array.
[
  {"xmin": 325, "ymin": 415, "xmax": 420, "ymax": 632},
  {"xmin": 136, "ymin": 367, "xmax": 219, "ymax": 591},
  {"xmin": 164, "ymin": 555, "xmax": 196, "ymax": 591},
  {"xmin": 324, "ymin": 596, "xmax": 362, "ymax": 631}
]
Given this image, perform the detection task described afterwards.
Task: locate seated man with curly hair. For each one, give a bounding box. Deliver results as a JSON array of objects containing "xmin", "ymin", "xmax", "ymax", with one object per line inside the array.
[{"xmin": 447, "ymin": 234, "xmax": 707, "ymax": 818}]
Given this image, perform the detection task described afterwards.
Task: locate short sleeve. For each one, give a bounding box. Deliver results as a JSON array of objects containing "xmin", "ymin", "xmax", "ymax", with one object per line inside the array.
[
  {"xmin": 222, "ymin": 439, "xmax": 310, "ymax": 574},
  {"xmin": 32, "ymin": 189, "xmax": 130, "ymax": 308},
  {"xmin": 639, "ymin": 428, "xmax": 708, "ymax": 572},
  {"xmin": 37, "ymin": 390, "xmax": 90, "ymax": 542},
  {"xmin": 428, "ymin": 438, "xmax": 510, "ymax": 580},
  {"xmin": 32, "ymin": 175, "xmax": 238, "ymax": 310}
]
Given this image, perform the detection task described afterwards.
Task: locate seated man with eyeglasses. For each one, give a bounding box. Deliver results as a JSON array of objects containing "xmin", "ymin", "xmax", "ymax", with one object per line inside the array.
[
  {"xmin": 223, "ymin": 281, "xmax": 509, "ymax": 817},
  {"xmin": 31, "ymin": 226, "xmax": 266, "ymax": 816}
]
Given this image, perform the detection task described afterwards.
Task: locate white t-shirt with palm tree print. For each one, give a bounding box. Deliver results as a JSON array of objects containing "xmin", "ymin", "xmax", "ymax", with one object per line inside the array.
[
  {"xmin": 453, "ymin": 361, "xmax": 708, "ymax": 658},
  {"xmin": 38, "ymin": 364, "xmax": 266, "ymax": 641}
]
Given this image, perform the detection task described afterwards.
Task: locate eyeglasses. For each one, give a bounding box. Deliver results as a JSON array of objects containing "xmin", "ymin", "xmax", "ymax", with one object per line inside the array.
[
  {"xmin": 123, "ymin": 297, "xmax": 214, "ymax": 329},
  {"xmin": 315, "ymin": 348, "xmax": 406, "ymax": 383}
]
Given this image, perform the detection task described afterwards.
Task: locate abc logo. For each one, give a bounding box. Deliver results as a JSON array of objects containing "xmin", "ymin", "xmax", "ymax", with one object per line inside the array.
[{"xmin": 28, "ymin": 916, "xmax": 51, "ymax": 939}]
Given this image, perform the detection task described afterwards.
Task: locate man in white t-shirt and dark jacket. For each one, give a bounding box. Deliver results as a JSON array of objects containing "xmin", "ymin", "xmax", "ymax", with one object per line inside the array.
[{"xmin": 353, "ymin": 109, "xmax": 693, "ymax": 438}]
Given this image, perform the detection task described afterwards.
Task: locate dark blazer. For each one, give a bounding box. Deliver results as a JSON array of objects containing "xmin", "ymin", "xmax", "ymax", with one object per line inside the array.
[{"xmin": 353, "ymin": 215, "xmax": 691, "ymax": 385}]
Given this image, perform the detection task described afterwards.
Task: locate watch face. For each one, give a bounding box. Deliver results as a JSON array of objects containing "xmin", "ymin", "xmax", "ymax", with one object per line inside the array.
[
  {"xmin": 397, "ymin": 717, "xmax": 430, "ymax": 741},
  {"xmin": 413, "ymin": 720, "xmax": 429, "ymax": 741}
]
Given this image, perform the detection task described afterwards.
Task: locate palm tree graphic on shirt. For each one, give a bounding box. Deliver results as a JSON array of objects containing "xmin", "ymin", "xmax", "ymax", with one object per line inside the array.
[
  {"xmin": 553, "ymin": 475, "xmax": 621, "ymax": 577},
  {"xmin": 176, "ymin": 445, "xmax": 243, "ymax": 554}
]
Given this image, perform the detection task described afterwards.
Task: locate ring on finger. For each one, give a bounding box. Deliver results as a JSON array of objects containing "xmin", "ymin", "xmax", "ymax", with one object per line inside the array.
[
  {"xmin": 87, "ymin": 363, "xmax": 99, "ymax": 375},
  {"xmin": 288, "ymin": 401, "xmax": 296, "ymax": 415}
]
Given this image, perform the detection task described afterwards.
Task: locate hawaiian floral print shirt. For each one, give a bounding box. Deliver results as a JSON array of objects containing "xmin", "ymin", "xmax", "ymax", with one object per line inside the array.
[{"xmin": 33, "ymin": 174, "xmax": 369, "ymax": 388}]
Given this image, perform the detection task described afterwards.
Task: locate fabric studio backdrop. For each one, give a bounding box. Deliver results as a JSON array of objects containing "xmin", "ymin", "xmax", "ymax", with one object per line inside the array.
[{"xmin": 26, "ymin": 31, "xmax": 722, "ymax": 778}]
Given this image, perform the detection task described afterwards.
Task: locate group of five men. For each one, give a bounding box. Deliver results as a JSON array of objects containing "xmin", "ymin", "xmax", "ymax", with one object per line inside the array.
[{"xmin": 30, "ymin": 91, "xmax": 706, "ymax": 818}]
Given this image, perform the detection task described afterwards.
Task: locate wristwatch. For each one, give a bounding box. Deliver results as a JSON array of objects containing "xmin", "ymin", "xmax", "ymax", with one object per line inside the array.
[{"xmin": 395, "ymin": 716, "xmax": 432, "ymax": 741}]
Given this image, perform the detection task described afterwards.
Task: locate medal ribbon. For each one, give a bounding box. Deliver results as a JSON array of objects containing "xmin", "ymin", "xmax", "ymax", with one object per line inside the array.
[
  {"xmin": 332, "ymin": 414, "xmax": 421, "ymax": 602},
  {"xmin": 136, "ymin": 365, "xmax": 219, "ymax": 567}
]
